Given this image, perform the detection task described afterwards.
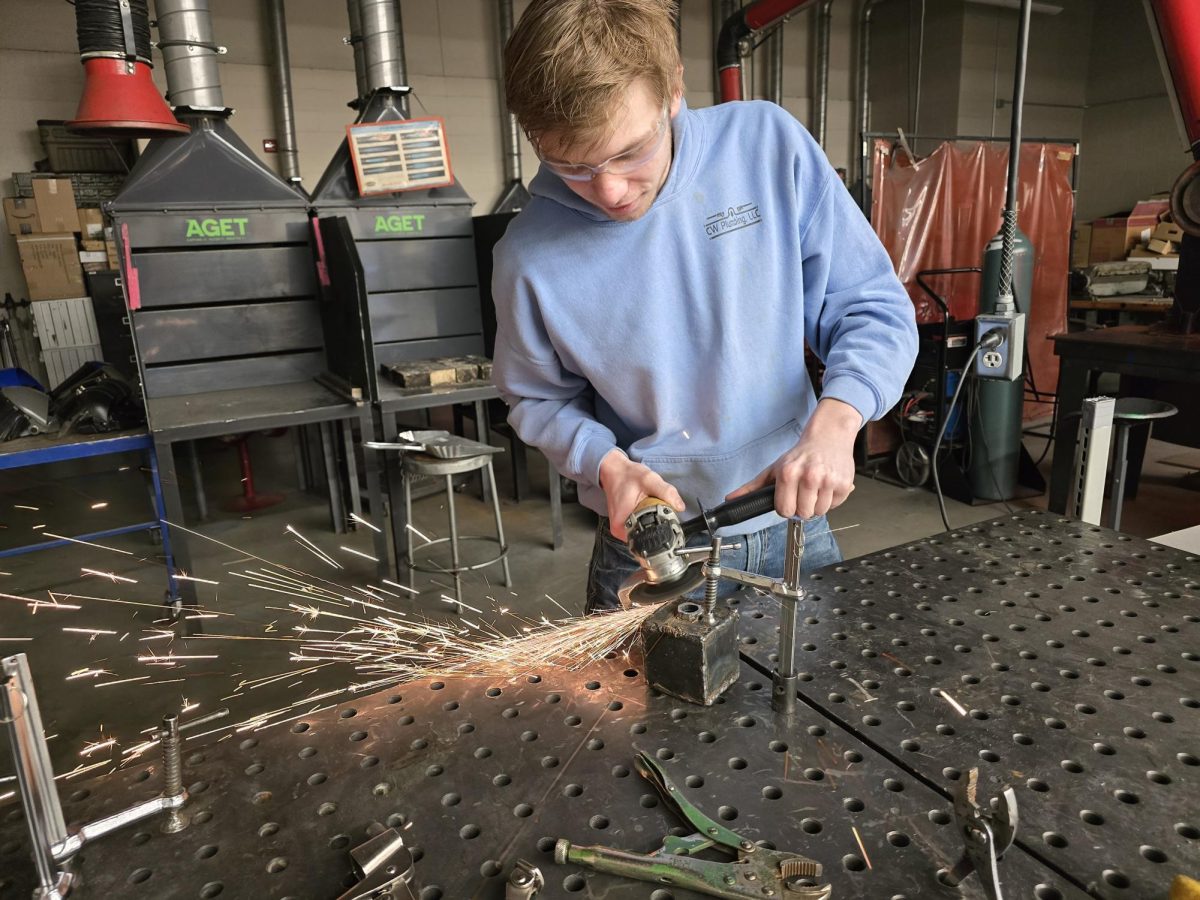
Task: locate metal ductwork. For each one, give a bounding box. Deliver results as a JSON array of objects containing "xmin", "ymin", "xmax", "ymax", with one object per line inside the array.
[
  {"xmin": 345, "ymin": 0, "xmax": 370, "ymax": 108},
  {"xmin": 359, "ymin": 0, "xmax": 410, "ymax": 115},
  {"xmin": 492, "ymin": 0, "xmax": 531, "ymax": 214},
  {"xmin": 155, "ymin": 0, "xmax": 227, "ymax": 111},
  {"xmin": 265, "ymin": 0, "xmax": 301, "ymax": 184},
  {"xmin": 67, "ymin": 0, "xmax": 187, "ymax": 136},
  {"xmin": 717, "ymin": 0, "xmax": 818, "ymax": 103}
]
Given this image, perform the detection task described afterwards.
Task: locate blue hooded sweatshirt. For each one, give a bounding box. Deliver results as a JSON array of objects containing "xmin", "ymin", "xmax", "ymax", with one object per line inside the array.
[{"xmin": 492, "ymin": 100, "xmax": 917, "ymax": 529}]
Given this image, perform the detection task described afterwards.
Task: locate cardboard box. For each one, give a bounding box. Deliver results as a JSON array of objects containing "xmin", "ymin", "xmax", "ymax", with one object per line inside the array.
[
  {"xmin": 77, "ymin": 207, "xmax": 104, "ymax": 240},
  {"xmin": 1090, "ymin": 199, "xmax": 1170, "ymax": 263},
  {"xmin": 3, "ymin": 197, "xmax": 40, "ymax": 235},
  {"xmin": 16, "ymin": 233, "xmax": 86, "ymax": 300},
  {"xmin": 79, "ymin": 239, "xmax": 107, "ymax": 272},
  {"xmin": 1072, "ymin": 222, "xmax": 1092, "ymax": 268},
  {"xmin": 1147, "ymin": 237, "xmax": 1176, "ymax": 255},
  {"xmin": 104, "ymin": 239, "xmax": 119, "ymax": 269},
  {"xmin": 31, "ymin": 177, "xmax": 79, "ymax": 233},
  {"xmin": 1154, "ymin": 221, "xmax": 1184, "ymax": 243}
]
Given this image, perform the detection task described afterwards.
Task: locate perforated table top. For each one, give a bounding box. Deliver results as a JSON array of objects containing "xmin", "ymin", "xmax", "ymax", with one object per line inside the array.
[{"xmin": 0, "ymin": 511, "xmax": 1194, "ymax": 899}]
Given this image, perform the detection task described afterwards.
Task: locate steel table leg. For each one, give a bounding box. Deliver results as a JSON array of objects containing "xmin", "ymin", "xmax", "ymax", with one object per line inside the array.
[
  {"xmin": 187, "ymin": 440, "xmax": 207, "ymax": 521},
  {"xmin": 359, "ymin": 408, "xmax": 389, "ymax": 579},
  {"xmin": 1048, "ymin": 358, "xmax": 1091, "ymax": 513},
  {"xmin": 549, "ymin": 460, "xmax": 563, "ymax": 550},
  {"xmin": 319, "ymin": 421, "xmax": 346, "ymax": 535},
  {"xmin": 152, "ymin": 437, "xmax": 199, "ymax": 627},
  {"xmin": 341, "ymin": 418, "xmax": 363, "ymax": 522}
]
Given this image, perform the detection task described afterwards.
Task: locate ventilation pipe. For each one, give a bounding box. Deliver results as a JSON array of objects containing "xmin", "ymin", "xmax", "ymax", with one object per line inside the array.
[
  {"xmin": 492, "ymin": 0, "xmax": 531, "ymax": 214},
  {"xmin": 265, "ymin": 0, "xmax": 301, "ymax": 184},
  {"xmin": 345, "ymin": 0, "xmax": 370, "ymax": 108},
  {"xmin": 155, "ymin": 0, "xmax": 228, "ymax": 111},
  {"xmin": 717, "ymin": 0, "xmax": 818, "ymax": 103},
  {"xmin": 813, "ymin": 0, "xmax": 833, "ymax": 147},
  {"xmin": 359, "ymin": 0, "xmax": 410, "ymax": 116},
  {"xmin": 68, "ymin": 0, "xmax": 187, "ymax": 135}
]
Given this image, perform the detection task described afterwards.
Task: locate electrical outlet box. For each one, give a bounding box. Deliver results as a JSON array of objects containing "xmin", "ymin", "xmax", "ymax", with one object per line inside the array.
[{"xmin": 974, "ymin": 312, "xmax": 1026, "ymax": 381}]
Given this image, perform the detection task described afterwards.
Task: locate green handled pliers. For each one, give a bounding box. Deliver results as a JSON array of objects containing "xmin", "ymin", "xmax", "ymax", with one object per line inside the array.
[{"xmin": 555, "ymin": 751, "xmax": 832, "ymax": 899}]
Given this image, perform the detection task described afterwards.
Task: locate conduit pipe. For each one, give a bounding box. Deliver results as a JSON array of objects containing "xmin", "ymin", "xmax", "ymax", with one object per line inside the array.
[
  {"xmin": 767, "ymin": 27, "xmax": 784, "ymax": 105},
  {"xmin": 492, "ymin": 0, "xmax": 530, "ymax": 213},
  {"xmin": 717, "ymin": 0, "xmax": 818, "ymax": 103},
  {"xmin": 155, "ymin": 0, "xmax": 227, "ymax": 110},
  {"xmin": 813, "ymin": 0, "xmax": 833, "ymax": 147},
  {"xmin": 265, "ymin": 0, "xmax": 301, "ymax": 183},
  {"xmin": 346, "ymin": 0, "xmax": 369, "ymax": 106},
  {"xmin": 855, "ymin": 0, "xmax": 892, "ymax": 206}
]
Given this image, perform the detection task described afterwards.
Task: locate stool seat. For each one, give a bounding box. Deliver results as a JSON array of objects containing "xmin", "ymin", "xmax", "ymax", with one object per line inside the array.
[
  {"xmin": 402, "ymin": 451, "xmax": 494, "ymax": 478},
  {"xmin": 1112, "ymin": 398, "xmax": 1178, "ymax": 421}
]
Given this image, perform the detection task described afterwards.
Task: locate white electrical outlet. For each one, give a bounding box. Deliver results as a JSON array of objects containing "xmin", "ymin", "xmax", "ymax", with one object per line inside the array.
[{"xmin": 974, "ymin": 312, "xmax": 1026, "ymax": 381}]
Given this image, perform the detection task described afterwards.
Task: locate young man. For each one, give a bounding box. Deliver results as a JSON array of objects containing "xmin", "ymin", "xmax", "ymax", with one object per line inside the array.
[{"xmin": 492, "ymin": 0, "xmax": 917, "ymax": 612}]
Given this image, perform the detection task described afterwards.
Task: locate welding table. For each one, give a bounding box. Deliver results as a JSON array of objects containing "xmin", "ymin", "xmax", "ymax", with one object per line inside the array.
[
  {"xmin": 1, "ymin": 511, "xmax": 1196, "ymax": 898},
  {"xmin": 146, "ymin": 383, "xmax": 388, "ymax": 598},
  {"xmin": 1049, "ymin": 325, "xmax": 1200, "ymax": 514},
  {"xmin": 0, "ymin": 428, "xmax": 178, "ymax": 601}
]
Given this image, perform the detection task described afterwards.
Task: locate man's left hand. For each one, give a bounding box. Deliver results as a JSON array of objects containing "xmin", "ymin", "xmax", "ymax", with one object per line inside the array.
[{"xmin": 726, "ymin": 398, "xmax": 863, "ymax": 519}]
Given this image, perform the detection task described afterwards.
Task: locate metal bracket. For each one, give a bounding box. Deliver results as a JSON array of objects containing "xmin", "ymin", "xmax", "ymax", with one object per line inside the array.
[
  {"xmin": 336, "ymin": 829, "xmax": 417, "ymax": 900},
  {"xmin": 1067, "ymin": 396, "xmax": 1115, "ymax": 525}
]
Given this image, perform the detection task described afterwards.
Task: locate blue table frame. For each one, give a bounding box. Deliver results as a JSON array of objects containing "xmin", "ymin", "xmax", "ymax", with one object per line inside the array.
[{"xmin": 0, "ymin": 430, "xmax": 178, "ymax": 602}]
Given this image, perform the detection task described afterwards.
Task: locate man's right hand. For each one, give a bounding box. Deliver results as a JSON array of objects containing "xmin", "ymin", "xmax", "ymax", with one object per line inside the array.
[{"xmin": 598, "ymin": 450, "xmax": 685, "ymax": 541}]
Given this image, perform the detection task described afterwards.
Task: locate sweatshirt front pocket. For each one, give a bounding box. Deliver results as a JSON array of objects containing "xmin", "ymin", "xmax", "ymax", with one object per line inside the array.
[{"xmin": 633, "ymin": 418, "xmax": 804, "ymax": 514}]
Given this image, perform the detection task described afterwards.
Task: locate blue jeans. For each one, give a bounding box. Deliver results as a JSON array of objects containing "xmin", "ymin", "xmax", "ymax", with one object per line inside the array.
[{"xmin": 585, "ymin": 516, "xmax": 843, "ymax": 614}]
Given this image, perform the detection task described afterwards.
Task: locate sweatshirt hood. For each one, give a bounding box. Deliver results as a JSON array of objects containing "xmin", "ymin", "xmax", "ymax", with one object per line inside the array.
[{"xmin": 528, "ymin": 99, "xmax": 701, "ymax": 223}]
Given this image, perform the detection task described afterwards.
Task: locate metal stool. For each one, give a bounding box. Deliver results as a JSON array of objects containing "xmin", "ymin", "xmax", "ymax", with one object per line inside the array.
[
  {"xmin": 401, "ymin": 449, "xmax": 511, "ymax": 606},
  {"xmin": 1108, "ymin": 397, "xmax": 1178, "ymax": 531}
]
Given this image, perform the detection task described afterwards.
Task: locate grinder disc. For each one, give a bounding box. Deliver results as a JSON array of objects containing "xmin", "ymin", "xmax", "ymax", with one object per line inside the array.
[{"xmin": 626, "ymin": 565, "xmax": 707, "ymax": 605}]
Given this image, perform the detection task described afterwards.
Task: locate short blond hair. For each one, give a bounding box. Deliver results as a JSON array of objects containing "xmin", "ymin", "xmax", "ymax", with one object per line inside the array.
[{"xmin": 504, "ymin": 0, "xmax": 682, "ymax": 148}]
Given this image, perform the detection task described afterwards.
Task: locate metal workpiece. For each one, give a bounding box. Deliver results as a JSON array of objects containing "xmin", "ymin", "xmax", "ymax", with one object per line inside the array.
[
  {"xmin": 642, "ymin": 600, "xmax": 741, "ymax": 706},
  {"xmin": 735, "ymin": 510, "xmax": 1200, "ymax": 900},
  {"xmin": 0, "ymin": 649, "xmax": 1085, "ymax": 898}
]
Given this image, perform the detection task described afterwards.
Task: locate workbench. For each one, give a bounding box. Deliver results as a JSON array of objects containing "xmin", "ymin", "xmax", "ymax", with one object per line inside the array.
[
  {"xmin": 1048, "ymin": 325, "xmax": 1200, "ymax": 514},
  {"xmin": 0, "ymin": 428, "xmax": 178, "ymax": 600},
  {"xmin": 1068, "ymin": 296, "xmax": 1174, "ymax": 328},
  {"xmin": 1, "ymin": 511, "xmax": 1195, "ymax": 898}
]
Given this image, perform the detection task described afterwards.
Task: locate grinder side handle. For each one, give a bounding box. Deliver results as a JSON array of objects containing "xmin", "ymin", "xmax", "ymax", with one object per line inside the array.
[{"xmin": 683, "ymin": 485, "xmax": 778, "ymax": 537}]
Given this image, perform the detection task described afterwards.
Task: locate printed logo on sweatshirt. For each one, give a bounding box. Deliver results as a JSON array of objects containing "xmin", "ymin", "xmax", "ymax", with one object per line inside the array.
[{"xmin": 705, "ymin": 202, "xmax": 761, "ymax": 239}]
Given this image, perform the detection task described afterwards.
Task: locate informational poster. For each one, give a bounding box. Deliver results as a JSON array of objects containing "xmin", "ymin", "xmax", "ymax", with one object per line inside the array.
[{"xmin": 346, "ymin": 117, "xmax": 455, "ymax": 195}]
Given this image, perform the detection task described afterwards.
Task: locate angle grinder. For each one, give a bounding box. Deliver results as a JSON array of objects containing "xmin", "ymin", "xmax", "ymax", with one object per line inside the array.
[{"xmin": 618, "ymin": 484, "xmax": 779, "ymax": 607}]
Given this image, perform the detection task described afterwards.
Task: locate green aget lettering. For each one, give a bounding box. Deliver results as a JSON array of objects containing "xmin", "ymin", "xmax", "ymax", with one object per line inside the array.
[
  {"xmin": 374, "ymin": 214, "xmax": 427, "ymax": 234},
  {"xmin": 185, "ymin": 217, "xmax": 251, "ymax": 239}
]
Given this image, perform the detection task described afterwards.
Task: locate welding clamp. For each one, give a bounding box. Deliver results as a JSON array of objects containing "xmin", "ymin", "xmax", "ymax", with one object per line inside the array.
[
  {"xmin": 555, "ymin": 750, "xmax": 831, "ymax": 899},
  {"xmin": 942, "ymin": 767, "xmax": 1019, "ymax": 900}
]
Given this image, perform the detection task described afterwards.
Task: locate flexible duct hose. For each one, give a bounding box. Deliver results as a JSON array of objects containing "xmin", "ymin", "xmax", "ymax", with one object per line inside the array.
[{"xmin": 74, "ymin": 0, "xmax": 153, "ymax": 62}]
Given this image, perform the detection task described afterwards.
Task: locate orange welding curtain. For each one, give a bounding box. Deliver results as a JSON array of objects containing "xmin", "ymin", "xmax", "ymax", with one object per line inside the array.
[{"xmin": 870, "ymin": 139, "xmax": 1075, "ymax": 419}]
